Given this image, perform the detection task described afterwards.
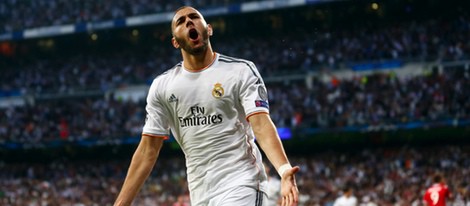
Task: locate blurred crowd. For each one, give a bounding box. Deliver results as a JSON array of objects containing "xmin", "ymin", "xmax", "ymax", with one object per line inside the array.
[
  {"xmin": 0, "ymin": 157, "xmax": 189, "ymax": 206},
  {"xmin": 1, "ymin": 12, "xmax": 469, "ymax": 95},
  {"xmin": 1, "ymin": 145, "xmax": 469, "ymax": 205},
  {"xmin": 0, "ymin": 97, "xmax": 146, "ymax": 143},
  {"xmin": 269, "ymin": 69, "xmax": 470, "ymax": 129},
  {"xmin": 1, "ymin": 68, "xmax": 469, "ymax": 143},
  {"xmin": 0, "ymin": 51, "xmax": 178, "ymax": 95},
  {"xmin": 0, "ymin": 0, "xmax": 262, "ymax": 33},
  {"xmin": 294, "ymin": 145, "xmax": 470, "ymax": 206}
]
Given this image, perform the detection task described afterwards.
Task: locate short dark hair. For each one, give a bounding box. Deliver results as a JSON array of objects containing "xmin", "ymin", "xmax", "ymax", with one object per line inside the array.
[
  {"xmin": 433, "ymin": 173, "xmax": 443, "ymax": 183},
  {"xmin": 342, "ymin": 185, "xmax": 353, "ymax": 193},
  {"xmin": 174, "ymin": 6, "xmax": 193, "ymax": 15}
]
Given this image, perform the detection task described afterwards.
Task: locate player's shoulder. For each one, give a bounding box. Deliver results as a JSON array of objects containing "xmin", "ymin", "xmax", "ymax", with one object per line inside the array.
[
  {"xmin": 441, "ymin": 184, "xmax": 449, "ymax": 190},
  {"xmin": 217, "ymin": 53, "xmax": 262, "ymax": 81},
  {"xmin": 151, "ymin": 62, "xmax": 182, "ymax": 84},
  {"xmin": 218, "ymin": 53, "xmax": 255, "ymax": 67}
]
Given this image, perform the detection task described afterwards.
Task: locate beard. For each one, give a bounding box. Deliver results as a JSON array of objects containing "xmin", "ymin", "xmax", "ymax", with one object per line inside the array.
[{"xmin": 174, "ymin": 28, "xmax": 209, "ymax": 55}]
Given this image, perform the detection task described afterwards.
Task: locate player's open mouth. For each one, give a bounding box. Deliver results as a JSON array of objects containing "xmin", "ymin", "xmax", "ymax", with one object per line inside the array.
[{"xmin": 189, "ymin": 28, "xmax": 199, "ymax": 40}]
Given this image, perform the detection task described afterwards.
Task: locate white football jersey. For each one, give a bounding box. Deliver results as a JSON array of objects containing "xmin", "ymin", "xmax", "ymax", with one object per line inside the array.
[{"xmin": 143, "ymin": 53, "xmax": 269, "ymax": 205}]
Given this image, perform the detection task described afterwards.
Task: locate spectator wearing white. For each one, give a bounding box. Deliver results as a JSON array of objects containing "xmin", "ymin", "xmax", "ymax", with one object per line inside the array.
[
  {"xmin": 264, "ymin": 162, "xmax": 282, "ymax": 206},
  {"xmin": 333, "ymin": 186, "xmax": 358, "ymax": 206}
]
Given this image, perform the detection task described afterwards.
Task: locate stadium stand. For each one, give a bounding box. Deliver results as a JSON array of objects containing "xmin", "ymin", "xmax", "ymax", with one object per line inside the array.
[
  {"xmin": 1, "ymin": 12, "xmax": 470, "ymax": 94},
  {"xmin": 0, "ymin": 0, "xmax": 265, "ymax": 33},
  {"xmin": 1, "ymin": 145, "xmax": 469, "ymax": 205},
  {"xmin": 1, "ymin": 69, "xmax": 469, "ymax": 144},
  {"xmin": 1, "ymin": 0, "xmax": 469, "ymax": 205}
]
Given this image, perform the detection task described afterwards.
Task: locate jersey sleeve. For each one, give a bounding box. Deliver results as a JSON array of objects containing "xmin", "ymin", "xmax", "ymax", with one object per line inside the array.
[
  {"xmin": 423, "ymin": 190, "xmax": 430, "ymax": 204},
  {"xmin": 142, "ymin": 79, "xmax": 170, "ymax": 138},
  {"xmin": 238, "ymin": 61, "xmax": 270, "ymax": 118}
]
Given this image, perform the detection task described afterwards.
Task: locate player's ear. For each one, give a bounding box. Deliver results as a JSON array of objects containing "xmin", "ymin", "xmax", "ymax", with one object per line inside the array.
[
  {"xmin": 207, "ymin": 24, "xmax": 213, "ymax": 36},
  {"xmin": 171, "ymin": 37, "xmax": 180, "ymax": 49}
]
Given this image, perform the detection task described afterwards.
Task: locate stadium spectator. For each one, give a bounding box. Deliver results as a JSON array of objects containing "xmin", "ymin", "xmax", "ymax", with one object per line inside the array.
[
  {"xmin": 333, "ymin": 185, "xmax": 358, "ymax": 206},
  {"xmin": 452, "ymin": 182, "xmax": 470, "ymax": 206}
]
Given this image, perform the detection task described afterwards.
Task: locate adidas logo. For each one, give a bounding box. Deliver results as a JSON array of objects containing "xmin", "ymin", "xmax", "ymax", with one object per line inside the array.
[{"xmin": 168, "ymin": 94, "xmax": 178, "ymax": 103}]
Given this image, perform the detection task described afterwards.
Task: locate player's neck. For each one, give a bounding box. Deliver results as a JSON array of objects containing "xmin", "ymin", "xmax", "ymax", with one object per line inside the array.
[{"xmin": 182, "ymin": 47, "xmax": 215, "ymax": 72}]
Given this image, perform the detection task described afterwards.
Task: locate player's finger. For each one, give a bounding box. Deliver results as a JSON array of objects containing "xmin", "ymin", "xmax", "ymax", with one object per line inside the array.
[
  {"xmin": 287, "ymin": 194, "xmax": 293, "ymax": 206},
  {"xmin": 290, "ymin": 193, "xmax": 296, "ymax": 206},
  {"xmin": 282, "ymin": 196, "xmax": 287, "ymax": 206},
  {"xmin": 291, "ymin": 186, "xmax": 299, "ymax": 203}
]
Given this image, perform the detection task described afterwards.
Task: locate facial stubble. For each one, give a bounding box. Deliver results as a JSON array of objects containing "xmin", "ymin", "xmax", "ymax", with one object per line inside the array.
[{"xmin": 174, "ymin": 27, "xmax": 209, "ymax": 55}]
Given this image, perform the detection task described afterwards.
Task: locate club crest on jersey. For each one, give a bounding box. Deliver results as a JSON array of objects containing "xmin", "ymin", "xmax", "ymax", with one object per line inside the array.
[{"xmin": 212, "ymin": 83, "xmax": 224, "ymax": 98}]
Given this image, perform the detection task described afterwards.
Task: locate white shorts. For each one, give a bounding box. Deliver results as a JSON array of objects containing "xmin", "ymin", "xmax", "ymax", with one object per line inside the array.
[{"xmin": 208, "ymin": 186, "xmax": 267, "ymax": 206}]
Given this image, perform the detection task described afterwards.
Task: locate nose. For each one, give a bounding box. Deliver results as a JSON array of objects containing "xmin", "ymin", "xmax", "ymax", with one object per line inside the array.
[{"xmin": 185, "ymin": 18, "xmax": 194, "ymax": 27}]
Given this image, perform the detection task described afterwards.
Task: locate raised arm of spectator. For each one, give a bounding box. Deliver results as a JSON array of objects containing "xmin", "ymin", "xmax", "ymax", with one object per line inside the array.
[
  {"xmin": 114, "ymin": 136, "xmax": 165, "ymax": 206},
  {"xmin": 249, "ymin": 113, "xmax": 300, "ymax": 206}
]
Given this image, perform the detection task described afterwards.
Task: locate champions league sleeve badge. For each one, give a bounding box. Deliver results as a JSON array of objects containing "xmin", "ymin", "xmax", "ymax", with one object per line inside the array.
[
  {"xmin": 255, "ymin": 85, "xmax": 269, "ymax": 109},
  {"xmin": 257, "ymin": 85, "xmax": 268, "ymax": 101},
  {"xmin": 212, "ymin": 83, "xmax": 224, "ymax": 98}
]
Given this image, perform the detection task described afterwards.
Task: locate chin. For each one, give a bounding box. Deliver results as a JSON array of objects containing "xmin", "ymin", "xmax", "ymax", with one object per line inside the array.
[{"xmin": 186, "ymin": 45, "xmax": 207, "ymax": 55}]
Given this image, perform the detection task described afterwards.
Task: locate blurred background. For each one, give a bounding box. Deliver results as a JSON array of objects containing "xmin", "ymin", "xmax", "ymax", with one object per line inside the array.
[{"xmin": 1, "ymin": 0, "xmax": 469, "ymax": 205}]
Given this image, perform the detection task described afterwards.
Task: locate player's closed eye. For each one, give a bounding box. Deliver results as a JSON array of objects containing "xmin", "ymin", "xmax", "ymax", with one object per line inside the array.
[{"xmin": 188, "ymin": 13, "xmax": 200, "ymax": 19}]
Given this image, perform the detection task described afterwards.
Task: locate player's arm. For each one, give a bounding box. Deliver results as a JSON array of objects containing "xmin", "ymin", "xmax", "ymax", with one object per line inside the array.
[
  {"xmin": 422, "ymin": 192, "xmax": 430, "ymax": 206},
  {"xmin": 248, "ymin": 113, "xmax": 299, "ymax": 206},
  {"xmin": 446, "ymin": 186, "xmax": 453, "ymax": 200},
  {"xmin": 114, "ymin": 135, "xmax": 165, "ymax": 206}
]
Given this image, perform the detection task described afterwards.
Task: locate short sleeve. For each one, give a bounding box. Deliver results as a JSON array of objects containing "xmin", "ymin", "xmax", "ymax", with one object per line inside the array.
[
  {"xmin": 238, "ymin": 61, "xmax": 270, "ymax": 118},
  {"xmin": 142, "ymin": 79, "xmax": 170, "ymax": 137}
]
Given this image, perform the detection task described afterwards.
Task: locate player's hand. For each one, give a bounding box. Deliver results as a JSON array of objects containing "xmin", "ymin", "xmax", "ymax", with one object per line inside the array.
[{"xmin": 280, "ymin": 166, "xmax": 300, "ymax": 206}]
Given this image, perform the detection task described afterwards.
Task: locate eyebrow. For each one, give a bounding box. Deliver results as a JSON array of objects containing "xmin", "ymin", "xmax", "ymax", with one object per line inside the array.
[{"xmin": 175, "ymin": 12, "xmax": 200, "ymax": 25}]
